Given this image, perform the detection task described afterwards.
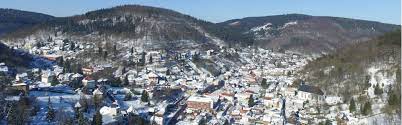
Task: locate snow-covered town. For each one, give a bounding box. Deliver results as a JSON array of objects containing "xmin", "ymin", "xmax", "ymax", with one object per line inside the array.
[
  {"xmin": 0, "ymin": 2, "xmax": 401, "ymax": 125},
  {"xmin": 1, "ymin": 34, "xmax": 398, "ymax": 125}
]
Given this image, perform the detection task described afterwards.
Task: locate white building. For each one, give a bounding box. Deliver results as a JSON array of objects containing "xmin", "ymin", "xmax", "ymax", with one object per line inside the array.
[
  {"xmin": 187, "ymin": 96, "xmax": 214, "ymax": 112},
  {"xmin": 297, "ymin": 84, "xmax": 325, "ymax": 103},
  {"xmin": 41, "ymin": 71, "xmax": 56, "ymax": 84},
  {"xmin": 82, "ymin": 76, "xmax": 96, "ymax": 89}
]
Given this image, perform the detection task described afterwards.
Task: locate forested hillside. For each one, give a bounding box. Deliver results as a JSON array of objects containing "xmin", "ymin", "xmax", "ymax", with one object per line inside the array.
[
  {"xmin": 0, "ymin": 42, "xmax": 32, "ymax": 69},
  {"xmin": 0, "ymin": 8, "xmax": 54, "ymax": 36},
  {"xmin": 220, "ymin": 14, "xmax": 399, "ymax": 54},
  {"xmin": 300, "ymin": 29, "xmax": 401, "ymax": 115}
]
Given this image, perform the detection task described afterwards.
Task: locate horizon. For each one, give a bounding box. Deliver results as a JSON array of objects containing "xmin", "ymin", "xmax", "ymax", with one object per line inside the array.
[{"xmin": 0, "ymin": 0, "xmax": 400, "ymax": 25}]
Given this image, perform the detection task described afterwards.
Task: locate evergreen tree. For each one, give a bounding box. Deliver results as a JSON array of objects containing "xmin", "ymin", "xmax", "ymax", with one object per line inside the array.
[
  {"xmin": 8, "ymin": 99, "xmax": 29, "ymax": 125},
  {"xmin": 193, "ymin": 53, "xmax": 200, "ymax": 62},
  {"xmin": 141, "ymin": 90, "xmax": 149, "ymax": 102},
  {"xmin": 388, "ymin": 91, "xmax": 400, "ymax": 106},
  {"xmin": 52, "ymin": 79, "xmax": 60, "ymax": 86},
  {"xmin": 149, "ymin": 55, "xmax": 153, "ymax": 64},
  {"xmin": 324, "ymin": 119, "xmax": 331, "ymax": 125},
  {"xmin": 55, "ymin": 109, "xmax": 72, "ymax": 125},
  {"xmin": 166, "ymin": 69, "xmax": 171, "ymax": 75},
  {"xmin": 365, "ymin": 75, "xmax": 371, "ymax": 87},
  {"xmin": 122, "ymin": 66, "xmax": 126, "ymax": 74},
  {"xmin": 140, "ymin": 52, "xmax": 146, "ymax": 66},
  {"xmin": 113, "ymin": 44, "xmax": 117, "ymax": 55},
  {"xmin": 374, "ymin": 84, "xmax": 383, "ymax": 95},
  {"xmin": 63, "ymin": 117, "xmax": 74, "ymax": 125},
  {"xmin": 349, "ymin": 98, "xmax": 356, "ymax": 113},
  {"xmin": 31, "ymin": 103, "xmax": 40, "ymax": 116},
  {"xmin": 47, "ymin": 97, "xmax": 55, "ymax": 122},
  {"xmin": 79, "ymin": 95, "xmax": 89, "ymax": 112},
  {"xmin": 124, "ymin": 92, "xmax": 132, "ymax": 101},
  {"xmin": 361, "ymin": 101, "xmax": 372, "ymax": 116},
  {"xmin": 199, "ymin": 116, "xmax": 207, "ymax": 125},
  {"xmin": 261, "ymin": 78, "xmax": 268, "ymax": 89},
  {"xmin": 59, "ymin": 57, "xmax": 64, "ymax": 67},
  {"xmin": 123, "ymin": 74, "xmax": 129, "ymax": 86},
  {"xmin": 92, "ymin": 110, "xmax": 102, "ymax": 125},
  {"xmin": 76, "ymin": 110, "xmax": 87, "ymax": 125},
  {"xmin": 47, "ymin": 36, "xmax": 53, "ymax": 42},
  {"xmin": 63, "ymin": 59, "xmax": 71, "ymax": 73},
  {"xmin": 128, "ymin": 113, "xmax": 148, "ymax": 125},
  {"xmin": 223, "ymin": 119, "xmax": 230, "ymax": 125},
  {"xmin": 76, "ymin": 64, "xmax": 83, "ymax": 74},
  {"xmin": 103, "ymin": 51, "xmax": 108, "ymax": 59},
  {"xmin": 98, "ymin": 47, "xmax": 103, "ymax": 55},
  {"xmin": 70, "ymin": 41, "xmax": 75, "ymax": 50},
  {"xmin": 248, "ymin": 94, "xmax": 255, "ymax": 107},
  {"xmin": 287, "ymin": 71, "xmax": 292, "ymax": 76},
  {"xmin": 93, "ymin": 95, "xmax": 102, "ymax": 110},
  {"xmin": 7, "ymin": 104, "xmax": 20, "ymax": 125}
]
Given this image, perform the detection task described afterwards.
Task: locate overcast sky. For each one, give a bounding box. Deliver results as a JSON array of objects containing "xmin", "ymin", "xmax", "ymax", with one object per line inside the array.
[{"xmin": 0, "ymin": 0, "xmax": 400, "ymax": 24}]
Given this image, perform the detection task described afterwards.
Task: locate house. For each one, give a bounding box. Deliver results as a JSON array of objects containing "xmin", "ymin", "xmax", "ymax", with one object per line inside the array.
[
  {"xmin": 152, "ymin": 111, "xmax": 164, "ymax": 125},
  {"xmin": 336, "ymin": 113, "xmax": 349, "ymax": 125},
  {"xmin": 43, "ymin": 54, "xmax": 62, "ymax": 62},
  {"xmin": 187, "ymin": 96, "xmax": 214, "ymax": 112},
  {"xmin": 147, "ymin": 72, "xmax": 159, "ymax": 85},
  {"xmin": 93, "ymin": 88, "xmax": 104, "ymax": 96},
  {"xmin": 12, "ymin": 82, "xmax": 29, "ymax": 95},
  {"xmin": 15, "ymin": 73, "xmax": 28, "ymax": 82},
  {"xmin": 325, "ymin": 96, "xmax": 343, "ymax": 105},
  {"xmin": 146, "ymin": 51, "xmax": 161, "ymax": 63},
  {"xmin": 82, "ymin": 76, "xmax": 96, "ymax": 89},
  {"xmin": 99, "ymin": 105, "xmax": 119, "ymax": 124},
  {"xmin": 41, "ymin": 71, "xmax": 56, "ymax": 84},
  {"xmin": 297, "ymin": 83, "xmax": 325, "ymax": 103},
  {"xmin": 82, "ymin": 67, "xmax": 94, "ymax": 75},
  {"xmin": 74, "ymin": 102, "xmax": 82, "ymax": 109},
  {"xmin": 0, "ymin": 63, "xmax": 9, "ymax": 74}
]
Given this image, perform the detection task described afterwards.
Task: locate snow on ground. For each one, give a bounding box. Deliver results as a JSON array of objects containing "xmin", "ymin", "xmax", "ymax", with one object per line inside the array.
[
  {"xmin": 358, "ymin": 114, "xmax": 401, "ymax": 125},
  {"xmin": 228, "ymin": 21, "xmax": 240, "ymax": 26},
  {"xmin": 367, "ymin": 65, "xmax": 396, "ymax": 98},
  {"xmin": 23, "ymin": 85, "xmax": 91, "ymax": 124},
  {"xmin": 250, "ymin": 22, "xmax": 272, "ymax": 31},
  {"xmin": 29, "ymin": 90, "xmax": 82, "ymax": 125},
  {"xmin": 279, "ymin": 21, "xmax": 298, "ymax": 29}
]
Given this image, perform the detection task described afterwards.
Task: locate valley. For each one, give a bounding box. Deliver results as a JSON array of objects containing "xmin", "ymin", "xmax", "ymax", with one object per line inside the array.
[{"xmin": 0, "ymin": 5, "xmax": 400, "ymax": 125}]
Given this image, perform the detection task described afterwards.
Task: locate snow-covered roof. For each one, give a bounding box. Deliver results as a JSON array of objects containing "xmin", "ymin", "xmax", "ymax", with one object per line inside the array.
[
  {"xmin": 93, "ymin": 88, "xmax": 103, "ymax": 95},
  {"xmin": 100, "ymin": 106, "xmax": 116, "ymax": 115},
  {"xmin": 74, "ymin": 102, "xmax": 82, "ymax": 108},
  {"xmin": 148, "ymin": 72, "xmax": 158, "ymax": 78},
  {"xmin": 187, "ymin": 96, "xmax": 213, "ymax": 103},
  {"xmin": 127, "ymin": 106, "xmax": 134, "ymax": 113},
  {"xmin": 99, "ymin": 106, "xmax": 118, "ymax": 124},
  {"xmin": 72, "ymin": 73, "xmax": 83, "ymax": 78},
  {"xmin": 12, "ymin": 83, "xmax": 27, "ymax": 86},
  {"xmin": 298, "ymin": 84, "xmax": 324, "ymax": 95},
  {"xmin": 42, "ymin": 70, "xmax": 55, "ymax": 77}
]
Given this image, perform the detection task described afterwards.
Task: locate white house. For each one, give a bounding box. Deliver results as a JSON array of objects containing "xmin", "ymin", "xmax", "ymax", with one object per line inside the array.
[
  {"xmin": 297, "ymin": 84, "xmax": 325, "ymax": 103},
  {"xmin": 187, "ymin": 96, "xmax": 214, "ymax": 112},
  {"xmin": 82, "ymin": 76, "xmax": 96, "ymax": 89},
  {"xmin": 41, "ymin": 71, "xmax": 56, "ymax": 84}
]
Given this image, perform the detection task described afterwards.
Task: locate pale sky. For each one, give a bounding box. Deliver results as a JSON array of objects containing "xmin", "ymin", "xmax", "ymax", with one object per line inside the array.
[{"xmin": 0, "ymin": 0, "xmax": 400, "ymax": 24}]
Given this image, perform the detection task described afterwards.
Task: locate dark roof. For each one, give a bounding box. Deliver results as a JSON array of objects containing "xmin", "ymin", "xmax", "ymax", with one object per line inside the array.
[{"xmin": 298, "ymin": 84, "xmax": 324, "ymax": 95}]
